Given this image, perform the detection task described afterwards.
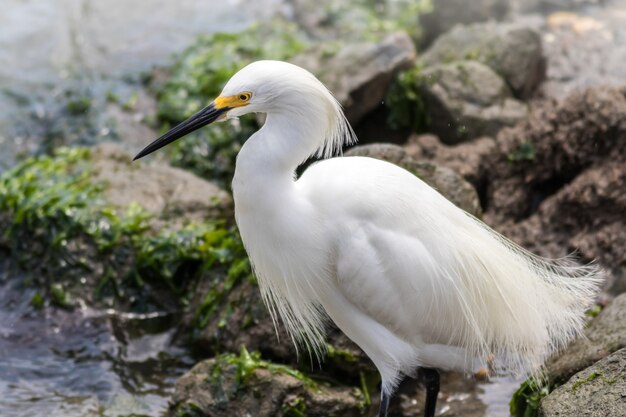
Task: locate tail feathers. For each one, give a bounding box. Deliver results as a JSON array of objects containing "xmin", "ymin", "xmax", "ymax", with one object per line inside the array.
[{"xmin": 442, "ymin": 214, "xmax": 605, "ymax": 377}]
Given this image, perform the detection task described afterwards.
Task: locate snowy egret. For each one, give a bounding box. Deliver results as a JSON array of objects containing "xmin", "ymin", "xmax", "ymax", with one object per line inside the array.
[{"xmin": 134, "ymin": 60, "xmax": 603, "ymax": 417}]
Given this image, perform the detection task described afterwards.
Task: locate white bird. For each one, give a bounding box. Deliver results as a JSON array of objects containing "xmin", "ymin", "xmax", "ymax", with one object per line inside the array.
[{"xmin": 134, "ymin": 60, "xmax": 603, "ymax": 417}]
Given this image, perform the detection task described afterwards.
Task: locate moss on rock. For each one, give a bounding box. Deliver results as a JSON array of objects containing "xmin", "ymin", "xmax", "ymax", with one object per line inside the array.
[
  {"xmin": 0, "ymin": 146, "xmax": 246, "ymax": 313},
  {"xmin": 170, "ymin": 347, "xmax": 367, "ymax": 417}
]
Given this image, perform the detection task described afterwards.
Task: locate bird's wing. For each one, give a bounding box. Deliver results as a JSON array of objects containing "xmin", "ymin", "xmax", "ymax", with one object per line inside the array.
[
  {"xmin": 298, "ymin": 156, "xmax": 601, "ymax": 375},
  {"xmin": 299, "ymin": 156, "xmax": 477, "ymax": 347}
]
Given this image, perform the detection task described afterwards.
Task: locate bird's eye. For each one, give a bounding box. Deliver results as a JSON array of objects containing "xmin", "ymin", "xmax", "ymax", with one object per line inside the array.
[{"xmin": 239, "ymin": 93, "xmax": 251, "ymax": 101}]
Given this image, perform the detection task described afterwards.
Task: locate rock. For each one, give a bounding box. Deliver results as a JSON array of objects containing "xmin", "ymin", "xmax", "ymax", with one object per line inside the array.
[
  {"xmin": 169, "ymin": 352, "xmax": 365, "ymax": 417},
  {"xmin": 404, "ymin": 134, "xmax": 497, "ymax": 186},
  {"xmin": 291, "ymin": 32, "xmax": 416, "ymax": 125},
  {"xmin": 418, "ymin": 0, "xmax": 510, "ymax": 46},
  {"xmin": 539, "ymin": 347, "xmax": 626, "ymax": 417},
  {"xmin": 188, "ymin": 271, "xmax": 373, "ymax": 378},
  {"xmin": 539, "ymin": 8, "xmax": 626, "ymax": 100},
  {"xmin": 345, "ymin": 143, "xmax": 482, "ymax": 217},
  {"xmin": 546, "ymin": 293, "xmax": 626, "ymax": 384},
  {"xmin": 420, "ymin": 22, "xmax": 546, "ymax": 98},
  {"xmin": 480, "ymin": 87, "xmax": 626, "ymax": 290},
  {"xmin": 92, "ymin": 143, "xmax": 232, "ymax": 224},
  {"xmin": 417, "ymin": 61, "xmax": 528, "ymax": 143},
  {"xmin": 512, "ymin": 0, "xmax": 606, "ymax": 14}
]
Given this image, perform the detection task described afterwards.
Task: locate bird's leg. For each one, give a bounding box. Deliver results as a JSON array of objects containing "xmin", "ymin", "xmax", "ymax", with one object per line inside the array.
[
  {"xmin": 421, "ymin": 368, "xmax": 440, "ymax": 417},
  {"xmin": 378, "ymin": 389, "xmax": 391, "ymax": 417}
]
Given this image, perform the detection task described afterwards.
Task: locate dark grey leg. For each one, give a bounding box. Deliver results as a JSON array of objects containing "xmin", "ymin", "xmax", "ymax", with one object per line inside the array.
[
  {"xmin": 421, "ymin": 368, "xmax": 440, "ymax": 417},
  {"xmin": 378, "ymin": 389, "xmax": 390, "ymax": 417}
]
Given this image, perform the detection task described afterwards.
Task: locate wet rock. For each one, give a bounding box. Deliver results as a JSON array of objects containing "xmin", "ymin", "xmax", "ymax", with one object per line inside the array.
[
  {"xmin": 189, "ymin": 275, "xmax": 294, "ymax": 361},
  {"xmin": 345, "ymin": 143, "xmax": 482, "ymax": 217},
  {"xmin": 169, "ymin": 351, "xmax": 366, "ymax": 417},
  {"xmin": 546, "ymin": 293, "xmax": 626, "ymax": 384},
  {"xmin": 291, "ymin": 32, "xmax": 416, "ymax": 125},
  {"xmin": 419, "ymin": 0, "xmax": 510, "ymax": 46},
  {"xmin": 539, "ymin": 347, "xmax": 626, "ymax": 417},
  {"xmin": 420, "ymin": 22, "xmax": 546, "ymax": 98},
  {"xmin": 92, "ymin": 143, "xmax": 232, "ymax": 224},
  {"xmin": 418, "ymin": 61, "xmax": 528, "ymax": 143}
]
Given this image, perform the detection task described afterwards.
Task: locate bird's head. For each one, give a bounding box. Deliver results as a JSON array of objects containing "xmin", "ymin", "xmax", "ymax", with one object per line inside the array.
[{"xmin": 134, "ymin": 60, "xmax": 354, "ymax": 161}]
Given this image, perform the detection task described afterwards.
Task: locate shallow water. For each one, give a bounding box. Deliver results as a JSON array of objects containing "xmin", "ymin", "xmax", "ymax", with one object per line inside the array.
[{"xmin": 0, "ymin": 273, "xmax": 194, "ymax": 417}]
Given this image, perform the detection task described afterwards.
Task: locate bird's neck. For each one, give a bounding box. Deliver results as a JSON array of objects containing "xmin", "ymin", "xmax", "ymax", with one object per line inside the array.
[{"xmin": 233, "ymin": 111, "xmax": 325, "ymax": 196}]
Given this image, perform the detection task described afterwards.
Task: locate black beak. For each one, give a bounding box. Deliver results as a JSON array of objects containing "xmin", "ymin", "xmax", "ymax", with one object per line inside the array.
[{"xmin": 133, "ymin": 102, "xmax": 228, "ymax": 161}]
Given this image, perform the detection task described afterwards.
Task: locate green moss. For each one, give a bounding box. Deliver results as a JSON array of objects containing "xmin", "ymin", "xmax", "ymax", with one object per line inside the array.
[
  {"xmin": 510, "ymin": 377, "xmax": 552, "ymax": 417},
  {"xmin": 66, "ymin": 96, "xmax": 92, "ymax": 115},
  {"xmin": 283, "ymin": 395, "xmax": 308, "ymax": 417},
  {"xmin": 50, "ymin": 283, "xmax": 73, "ymax": 309},
  {"xmin": 571, "ymin": 371, "xmax": 600, "ymax": 392},
  {"xmin": 572, "ymin": 371, "xmax": 625, "ymax": 391},
  {"xmin": 173, "ymin": 401, "xmax": 205, "ymax": 417},
  {"xmin": 508, "ymin": 142, "xmax": 536, "ymax": 162},
  {"xmin": 326, "ymin": 344, "xmax": 358, "ymax": 363},
  {"xmin": 386, "ymin": 65, "xmax": 430, "ymax": 132},
  {"xmin": 585, "ymin": 303, "xmax": 603, "ymax": 318},
  {"xmin": 0, "ymin": 147, "xmax": 249, "ymax": 312},
  {"xmin": 216, "ymin": 347, "xmax": 319, "ymax": 390},
  {"xmin": 30, "ymin": 292, "xmax": 44, "ymax": 310}
]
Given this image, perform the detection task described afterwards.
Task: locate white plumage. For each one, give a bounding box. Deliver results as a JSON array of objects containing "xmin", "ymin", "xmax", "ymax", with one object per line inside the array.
[{"xmin": 135, "ymin": 60, "xmax": 604, "ymax": 417}]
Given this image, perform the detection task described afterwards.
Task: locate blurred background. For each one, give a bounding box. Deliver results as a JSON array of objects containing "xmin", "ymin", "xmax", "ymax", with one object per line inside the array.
[{"xmin": 1, "ymin": 1, "xmax": 625, "ymax": 416}]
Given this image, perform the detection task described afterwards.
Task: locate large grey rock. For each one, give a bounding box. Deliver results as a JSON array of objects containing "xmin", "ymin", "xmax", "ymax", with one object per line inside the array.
[
  {"xmin": 420, "ymin": 22, "xmax": 546, "ymax": 98},
  {"xmin": 418, "ymin": 60, "xmax": 527, "ymax": 143},
  {"xmin": 92, "ymin": 143, "xmax": 232, "ymax": 224},
  {"xmin": 539, "ymin": 347, "xmax": 626, "ymax": 417},
  {"xmin": 419, "ymin": 0, "xmax": 510, "ymax": 46},
  {"xmin": 546, "ymin": 293, "xmax": 626, "ymax": 384},
  {"xmin": 345, "ymin": 143, "xmax": 482, "ymax": 217},
  {"xmin": 291, "ymin": 32, "xmax": 416, "ymax": 125},
  {"xmin": 169, "ymin": 355, "xmax": 365, "ymax": 417}
]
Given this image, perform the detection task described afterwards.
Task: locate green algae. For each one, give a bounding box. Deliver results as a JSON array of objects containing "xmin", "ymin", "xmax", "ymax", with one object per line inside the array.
[
  {"xmin": 225, "ymin": 346, "xmax": 319, "ymax": 389},
  {"xmin": 508, "ymin": 142, "xmax": 536, "ymax": 162},
  {"xmin": 0, "ymin": 147, "xmax": 249, "ymax": 313},
  {"xmin": 509, "ymin": 377, "xmax": 552, "ymax": 417},
  {"xmin": 386, "ymin": 65, "xmax": 430, "ymax": 132}
]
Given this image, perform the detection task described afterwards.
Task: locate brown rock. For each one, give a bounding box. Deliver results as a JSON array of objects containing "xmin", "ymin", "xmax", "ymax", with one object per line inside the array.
[
  {"xmin": 91, "ymin": 143, "xmax": 232, "ymax": 225},
  {"xmin": 169, "ymin": 354, "xmax": 366, "ymax": 417},
  {"xmin": 475, "ymin": 87, "xmax": 626, "ymax": 292},
  {"xmin": 404, "ymin": 134, "xmax": 497, "ymax": 185}
]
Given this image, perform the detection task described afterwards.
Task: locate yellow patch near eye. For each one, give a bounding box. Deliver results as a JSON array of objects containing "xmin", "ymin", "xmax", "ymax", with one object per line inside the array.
[{"xmin": 215, "ymin": 92, "xmax": 252, "ymax": 109}]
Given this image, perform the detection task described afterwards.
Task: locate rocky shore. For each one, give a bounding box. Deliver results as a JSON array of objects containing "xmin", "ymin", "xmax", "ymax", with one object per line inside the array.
[{"xmin": 1, "ymin": 0, "xmax": 625, "ymax": 416}]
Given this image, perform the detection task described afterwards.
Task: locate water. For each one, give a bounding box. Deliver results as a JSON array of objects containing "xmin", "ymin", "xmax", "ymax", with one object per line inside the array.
[
  {"xmin": 0, "ymin": 271, "xmax": 194, "ymax": 417},
  {"xmin": 0, "ymin": 0, "xmax": 286, "ymax": 170}
]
